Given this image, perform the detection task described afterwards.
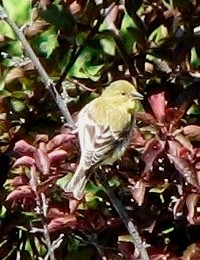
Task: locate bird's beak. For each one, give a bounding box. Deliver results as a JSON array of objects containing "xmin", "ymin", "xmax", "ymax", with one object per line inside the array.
[{"xmin": 131, "ymin": 91, "xmax": 144, "ymax": 100}]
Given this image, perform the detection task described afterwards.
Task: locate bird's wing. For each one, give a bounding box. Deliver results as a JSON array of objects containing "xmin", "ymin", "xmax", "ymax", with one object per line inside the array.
[{"xmin": 78, "ymin": 104, "xmax": 132, "ymax": 169}]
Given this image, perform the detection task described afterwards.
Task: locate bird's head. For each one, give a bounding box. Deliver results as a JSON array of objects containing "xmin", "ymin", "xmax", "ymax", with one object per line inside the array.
[
  {"xmin": 102, "ymin": 80, "xmax": 143, "ymax": 101},
  {"xmin": 102, "ymin": 80, "xmax": 143, "ymax": 114}
]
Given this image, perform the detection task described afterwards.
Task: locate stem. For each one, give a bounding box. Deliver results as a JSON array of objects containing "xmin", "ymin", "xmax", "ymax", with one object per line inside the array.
[
  {"xmin": 30, "ymin": 166, "xmax": 55, "ymax": 260},
  {"xmin": 98, "ymin": 172, "xmax": 150, "ymax": 260},
  {"xmin": 40, "ymin": 193, "xmax": 56, "ymax": 260}
]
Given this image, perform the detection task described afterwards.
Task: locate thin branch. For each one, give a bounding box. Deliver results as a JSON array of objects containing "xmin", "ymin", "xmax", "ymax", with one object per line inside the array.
[
  {"xmin": 40, "ymin": 193, "xmax": 56, "ymax": 260},
  {"xmin": 112, "ymin": 33, "xmax": 138, "ymax": 80},
  {"xmin": 97, "ymin": 172, "xmax": 150, "ymax": 260},
  {"xmin": 55, "ymin": 1, "xmax": 118, "ymax": 90},
  {"xmin": 0, "ymin": 5, "xmax": 76, "ymax": 129},
  {"xmin": 30, "ymin": 166, "xmax": 55, "ymax": 260}
]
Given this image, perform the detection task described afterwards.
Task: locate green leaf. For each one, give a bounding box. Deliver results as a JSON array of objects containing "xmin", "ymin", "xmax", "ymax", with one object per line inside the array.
[
  {"xmin": 41, "ymin": 3, "xmax": 75, "ymax": 31},
  {"xmin": 11, "ymin": 91, "xmax": 28, "ymax": 99},
  {"xmin": 85, "ymin": 64, "xmax": 104, "ymax": 76},
  {"xmin": 0, "ymin": 21, "xmax": 15, "ymax": 39},
  {"xmin": 3, "ymin": 0, "xmax": 31, "ymax": 25},
  {"xmin": 32, "ymin": 27, "xmax": 59, "ymax": 57},
  {"xmin": 10, "ymin": 99, "xmax": 26, "ymax": 113},
  {"xmin": 69, "ymin": 47, "xmax": 104, "ymax": 80},
  {"xmin": 162, "ymin": 227, "xmax": 174, "ymax": 234},
  {"xmin": 121, "ymin": 13, "xmax": 138, "ymax": 29},
  {"xmin": 100, "ymin": 37, "xmax": 116, "ymax": 56},
  {"xmin": 56, "ymin": 174, "xmax": 72, "ymax": 189},
  {"xmin": 0, "ymin": 205, "xmax": 7, "ymax": 219},
  {"xmin": 191, "ymin": 47, "xmax": 200, "ymax": 68},
  {"xmin": 39, "ymin": 32, "xmax": 58, "ymax": 57},
  {"xmin": 67, "ymin": 237, "xmax": 81, "ymax": 252},
  {"xmin": 149, "ymin": 25, "xmax": 168, "ymax": 45},
  {"xmin": 120, "ymin": 13, "xmax": 140, "ymax": 53}
]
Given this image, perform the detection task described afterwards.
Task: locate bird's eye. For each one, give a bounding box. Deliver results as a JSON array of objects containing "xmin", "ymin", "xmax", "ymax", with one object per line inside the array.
[{"xmin": 121, "ymin": 91, "xmax": 126, "ymax": 96}]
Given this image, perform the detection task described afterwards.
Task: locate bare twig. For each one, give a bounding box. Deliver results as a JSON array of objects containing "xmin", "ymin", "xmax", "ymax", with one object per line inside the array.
[
  {"xmin": 0, "ymin": 5, "xmax": 76, "ymax": 129},
  {"xmin": 30, "ymin": 167, "xmax": 54, "ymax": 260},
  {"xmin": 97, "ymin": 172, "xmax": 150, "ymax": 260},
  {"xmin": 29, "ymin": 166, "xmax": 55, "ymax": 260},
  {"xmin": 112, "ymin": 33, "xmax": 138, "ymax": 82},
  {"xmin": 40, "ymin": 194, "xmax": 56, "ymax": 260}
]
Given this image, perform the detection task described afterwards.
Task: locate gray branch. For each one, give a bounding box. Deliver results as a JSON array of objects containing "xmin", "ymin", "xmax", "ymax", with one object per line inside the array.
[{"xmin": 0, "ymin": 5, "xmax": 76, "ymax": 129}]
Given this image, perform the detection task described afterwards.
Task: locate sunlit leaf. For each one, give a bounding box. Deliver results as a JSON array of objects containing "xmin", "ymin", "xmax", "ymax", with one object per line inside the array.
[
  {"xmin": 148, "ymin": 92, "xmax": 166, "ymax": 122},
  {"xmin": 182, "ymin": 125, "xmax": 200, "ymax": 141},
  {"xmin": 149, "ymin": 25, "xmax": 168, "ymax": 45},
  {"xmin": 100, "ymin": 37, "xmax": 116, "ymax": 56},
  {"xmin": 14, "ymin": 140, "xmax": 35, "ymax": 156},
  {"xmin": 34, "ymin": 148, "xmax": 50, "ymax": 175},
  {"xmin": 13, "ymin": 156, "xmax": 35, "ymax": 167},
  {"xmin": 3, "ymin": 0, "xmax": 31, "ymax": 25},
  {"xmin": 186, "ymin": 193, "xmax": 200, "ymax": 224}
]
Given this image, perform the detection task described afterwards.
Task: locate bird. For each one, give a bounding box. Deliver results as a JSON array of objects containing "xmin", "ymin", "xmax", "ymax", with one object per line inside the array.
[{"xmin": 64, "ymin": 80, "xmax": 143, "ymax": 200}]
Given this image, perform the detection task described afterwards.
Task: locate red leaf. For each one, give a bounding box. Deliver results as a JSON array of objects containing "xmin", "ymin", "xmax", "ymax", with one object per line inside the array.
[
  {"xmin": 167, "ymin": 140, "xmax": 182, "ymax": 157},
  {"xmin": 182, "ymin": 125, "xmax": 200, "ymax": 141},
  {"xmin": 13, "ymin": 156, "xmax": 35, "ymax": 167},
  {"xmin": 47, "ymin": 207, "xmax": 66, "ymax": 218},
  {"xmin": 186, "ymin": 194, "xmax": 200, "ymax": 224},
  {"xmin": 129, "ymin": 180, "xmax": 146, "ymax": 206},
  {"xmin": 141, "ymin": 138, "xmax": 165, "ymax": 174},
  {"xmin": 148, "ymin": 92, "xmax": 166, "ymax": 121},
  {"xmin": 165, "ymin": 107, "xmax": 185, "ymax": 124},
  {"xmin": 36, "ymin": 175, "xmax": 59, "ymax": 193},
  {"xmin": 34, "ymin": 148, "xmax": 50, "ymax": 175},
  {"xmin": 148, "ymin": 247, "xmax": 169, "ymax": 260},
  {"xmin": 149, "ymin": 253, "xmax": 169, "ymax": 260},
  {"xmin": 6, "ymin": 185, "xmax": 35, "ymax": 201},
  {"xmin": 167, "ymin": 154, "xmax": 199, "ymax": 188},
  {"xmin": 48, "ymin": 149, "xmax": 68, "ymax": 163},
  {"xmin": 174, "ymin": 134, "xmax": 193, "ymax": 151},
  {"xmin": 11, "ymin": 175, "xmax": 29, "ymax": 187},
  {"xmin": 35, "ymin": 134, "xmax": 49, "ymax": 144},
  {"xmin": 47, "ymin": 215, "xmax": 76, "ymax": 232},
  {"xmin": 14, "ymin": 140, "xmax": 35, "ymax": 156},
  {"xmin": 46, "ymin": 133, "xmax": 76, "ymax": 151},
  {"xmin": 135, "ymin": 112, "xmax": 158, "ymax": 126},
  {"xmin": 118, "ymin": 241, "xmax": 135, "ymax": 260},
  {"xmin": 69, "ymin": 198, "xmax": 80, "ymax": 213},
  {"xmin": 129, "ymin": 129, "xmax": 146, "ymax": 148},
  {"xmin": 60, "ymin": 162, "xmax": 77, "ymax": 172}
]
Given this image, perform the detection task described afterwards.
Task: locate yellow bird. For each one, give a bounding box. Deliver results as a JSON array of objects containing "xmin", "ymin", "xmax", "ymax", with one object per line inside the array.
[{"xmin": 64, "ymin": 80, "xmax": 143, "ymax": 200}]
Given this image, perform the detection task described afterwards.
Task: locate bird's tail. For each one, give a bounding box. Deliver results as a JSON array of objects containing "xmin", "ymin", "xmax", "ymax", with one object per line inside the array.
[{"xmin": 64, "ymin": 165, "xmax": 88, "ymax": 200}]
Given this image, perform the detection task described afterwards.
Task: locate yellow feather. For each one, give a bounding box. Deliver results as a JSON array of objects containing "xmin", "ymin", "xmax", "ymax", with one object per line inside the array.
[{"xmin": 64, "ymin": 80, "xmax": 143, "ymax": 200}]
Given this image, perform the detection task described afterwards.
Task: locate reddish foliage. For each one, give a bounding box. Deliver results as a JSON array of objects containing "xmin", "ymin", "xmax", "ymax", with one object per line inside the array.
[
  {"xmin": 6, "ymin": 91, "xmax": 200, "ymax": 258},
  {"xmin": 47, "ymin": 206, "xmax": 77, "ymax": 232},
  {"xmin": 7, "ymin": 132, "xmax": 77, "ymax": 210},
  {"xmin": 131, "ymin": 92, "xmax": 200, "ymax": 226}
]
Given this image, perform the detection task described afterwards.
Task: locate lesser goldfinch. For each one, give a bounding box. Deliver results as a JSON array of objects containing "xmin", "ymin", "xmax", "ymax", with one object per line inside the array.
[{"xmin": 64, "ymin": 80, "xmax": 143, "ymax": 200}]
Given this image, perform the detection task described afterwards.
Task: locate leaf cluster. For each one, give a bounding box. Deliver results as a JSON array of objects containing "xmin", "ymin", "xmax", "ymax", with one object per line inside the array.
[{"xmin": 0, "ymin": 0, "xmax": 200, "ymax": 259}]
